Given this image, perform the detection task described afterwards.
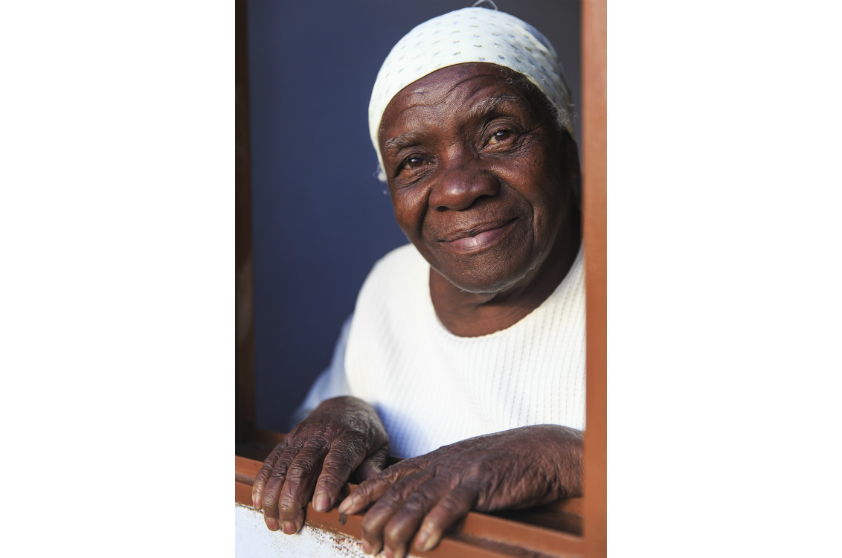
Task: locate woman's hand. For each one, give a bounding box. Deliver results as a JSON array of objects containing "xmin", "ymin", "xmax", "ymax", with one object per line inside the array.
[
  {"xmin": 337, "ymin": 425, "xmax": 582, "ymax": 558},
  {"xmin": 251, "ymin": 396, "xmax": 389, "ymax": 534}
]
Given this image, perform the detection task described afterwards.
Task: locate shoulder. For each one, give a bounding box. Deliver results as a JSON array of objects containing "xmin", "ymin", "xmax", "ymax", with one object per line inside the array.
[
  {"xmin": 350, "ymin": 243, "xmax": 429, "ymax": 332},
  {"xmin": 370, "ymin": 242, "xmax": 426, "ymax": 272},
  {"xmin": 360, "ymin": 243, "xmax": 428, "ymax": 293},
  {"xmin": 345, "ymin": 244, "xmax": 429, "ymax": 397}
]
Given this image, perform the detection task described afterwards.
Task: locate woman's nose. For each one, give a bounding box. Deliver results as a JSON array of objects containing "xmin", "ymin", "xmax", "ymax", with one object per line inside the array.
[{"xmin": 428, "ymin": 158, "xmax": 500, "ymax": 211}]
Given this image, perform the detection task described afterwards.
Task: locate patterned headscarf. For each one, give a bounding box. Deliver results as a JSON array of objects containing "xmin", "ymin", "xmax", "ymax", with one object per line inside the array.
[{"xmin": 368, "ymin": 6, "xmax": 574, "ymax": 180}]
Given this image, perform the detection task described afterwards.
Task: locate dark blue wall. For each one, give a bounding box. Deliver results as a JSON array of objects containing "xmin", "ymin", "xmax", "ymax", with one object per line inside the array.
[{"xmin": 248, "ymin": 0, "xmax": 581, "ymax": 432}]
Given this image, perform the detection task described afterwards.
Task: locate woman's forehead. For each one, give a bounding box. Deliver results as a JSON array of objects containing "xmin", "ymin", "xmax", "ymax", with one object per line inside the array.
[
  {"xmin": 379, "ymin": 64, "xmax": 536, "ymax": 141},
  {"xmin": 397, "ymin": 64, "xmax": 515, "ymax": 104}
]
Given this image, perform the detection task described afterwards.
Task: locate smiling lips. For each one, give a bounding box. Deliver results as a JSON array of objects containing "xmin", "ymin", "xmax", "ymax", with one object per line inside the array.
[{"xmin": 439, "ymin": 218, "xmax": 518, "ymax": 254}]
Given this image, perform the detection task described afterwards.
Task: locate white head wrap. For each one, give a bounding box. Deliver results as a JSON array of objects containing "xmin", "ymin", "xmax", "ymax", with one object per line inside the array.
[{"xmin": 368, "ymin": 6, "xmax": 574, "ymax": 181}]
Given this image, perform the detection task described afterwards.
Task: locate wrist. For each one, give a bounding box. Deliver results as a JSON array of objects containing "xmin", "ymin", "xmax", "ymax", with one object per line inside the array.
[{"xmin": 525, "ymin": 425, "xmax": 583, "ymax": 500}]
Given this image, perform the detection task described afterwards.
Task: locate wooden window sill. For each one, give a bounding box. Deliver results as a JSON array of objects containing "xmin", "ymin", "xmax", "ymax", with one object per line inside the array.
[{"xmin": 236, "ymin": 453, "xmax": 584, "ymax": 558}]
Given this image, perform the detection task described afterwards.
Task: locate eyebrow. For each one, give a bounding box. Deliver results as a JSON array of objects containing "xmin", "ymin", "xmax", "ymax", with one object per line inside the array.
[
  {"xmin": 383, "ymin": 131, "xmax": 424, "ymax": 154},
  {"xmin": 465, "ymin": 93, "xmax": 527, "ymax": 121}
]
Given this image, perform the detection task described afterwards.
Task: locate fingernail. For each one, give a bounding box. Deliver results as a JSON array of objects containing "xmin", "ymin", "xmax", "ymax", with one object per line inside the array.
[
  {"xmin": 361, "ymin": 540, "xmax": 372, "ymax": 555},
  {"xmin": 418, "ymin": 532, "xmax": 439, "ymax": 552},
  {"xmin": 266, "ymin": 517, "xmax": 279, "ymax": 531},
  {"xmin": 337, "ymin": 498, "xmax": 353, "ymax": 514},
  {"xmin": 414, "ymin": 532, "xmax": 429, "ymax": 551},
  {"xmin": 314, "ymin": 492, "xmax": 331, "ymax": 512},
  {"xmin": 283, "ymin": 521, "xmax": 296, "ymax": 535}
]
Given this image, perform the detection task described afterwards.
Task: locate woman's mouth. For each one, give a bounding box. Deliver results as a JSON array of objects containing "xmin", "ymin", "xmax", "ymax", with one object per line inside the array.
[{"xmin": 439, "ymin": 218, "xmax": 518, "ymax": 254}]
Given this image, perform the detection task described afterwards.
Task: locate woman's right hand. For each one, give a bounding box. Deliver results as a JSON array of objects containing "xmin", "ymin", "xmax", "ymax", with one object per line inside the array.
[{"xmin": 251, "ymin": 396, "xmax": 390, "ymax": 535}]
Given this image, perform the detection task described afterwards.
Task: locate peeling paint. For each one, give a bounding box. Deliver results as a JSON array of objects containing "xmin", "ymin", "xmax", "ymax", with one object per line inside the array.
[{"xmin": 235, "ymin": 504, "xmax": 421, "ymax": 558}]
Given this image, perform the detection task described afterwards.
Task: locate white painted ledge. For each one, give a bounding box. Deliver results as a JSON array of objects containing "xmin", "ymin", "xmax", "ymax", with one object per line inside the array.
[{"xmin": 235, "ymin": 503, "xmax": 421, "ymax": 558}]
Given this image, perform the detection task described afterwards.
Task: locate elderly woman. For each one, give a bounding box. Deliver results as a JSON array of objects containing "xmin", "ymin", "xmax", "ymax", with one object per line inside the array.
[{"xmin": 252, "ymin": 6, "xmax": 585, "ymax": 557}]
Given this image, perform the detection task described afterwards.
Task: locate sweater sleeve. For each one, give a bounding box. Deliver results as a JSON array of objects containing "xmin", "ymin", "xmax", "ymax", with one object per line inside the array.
[{"xmin": 288, "ymin": 314, "xmax": 354, "ymax": 429}]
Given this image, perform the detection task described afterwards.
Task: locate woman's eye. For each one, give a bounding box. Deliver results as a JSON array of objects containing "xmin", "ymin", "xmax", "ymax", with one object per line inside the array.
[
  {"xmin": 488, "ymin": 130, "xmax": 512, "ymax": 144},
  {"xmin": 403, "ymin": 156, "xmax": 424, "ymax": 170}
]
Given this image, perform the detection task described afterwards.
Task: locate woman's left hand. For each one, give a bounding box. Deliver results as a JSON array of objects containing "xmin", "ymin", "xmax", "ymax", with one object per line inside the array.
[{"xmin": 337, "ymin": 424, "xmax": 583, "ymax": 558}]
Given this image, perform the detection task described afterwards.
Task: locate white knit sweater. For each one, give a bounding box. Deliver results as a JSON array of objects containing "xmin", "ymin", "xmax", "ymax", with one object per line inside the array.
[{"xmin": 295, "ymin": 244, "xmax": 586, "ymax": 459}]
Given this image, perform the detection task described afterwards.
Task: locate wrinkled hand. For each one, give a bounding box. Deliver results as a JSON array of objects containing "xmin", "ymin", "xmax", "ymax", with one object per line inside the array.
[
  {"xmin": 338, "ymin": 424, "xmax": 582, "ymax": 557},
  {"xmin": 252, "ymin": 396, "xmax": 389, "ymax": 534}
]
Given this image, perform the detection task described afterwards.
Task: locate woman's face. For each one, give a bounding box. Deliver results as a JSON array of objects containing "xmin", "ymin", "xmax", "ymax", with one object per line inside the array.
[{"xmin": 378, "ymin": 63, "xmax": 578, "ymax": 294}]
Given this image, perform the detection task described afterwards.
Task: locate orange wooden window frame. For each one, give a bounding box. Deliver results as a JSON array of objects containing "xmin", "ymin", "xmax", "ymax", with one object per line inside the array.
[
  {"xmin": 581, "ymin": 1, "xmax": 607, "ymax": 556},
  {"xmin": 237, "ymin": 453, "xmax": 585, "ymax": 558}
]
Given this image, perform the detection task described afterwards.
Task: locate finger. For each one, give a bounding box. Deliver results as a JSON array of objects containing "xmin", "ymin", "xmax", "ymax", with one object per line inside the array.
[
  {"xmin": 338, "ymin": 458, "xmax": 425, "ymax": 515},
  {"xmin": 354, "ymin": 443, "xmax": 390, "ymax": 482},
  {"xmin": 413, "ymin": 483, "xmax": 480, "ymax": 552},
  {"xmin": 277, "ymin": 437, "xmax": 331, "ymax": 533},
  {"xmin": 252, "ymin": 441, "xmax": 285, "ymax": 510},
  {"xmin": 359, "ymin": 469, "xmax": 435, "ymax": 555},
  {"xmin": 383, "ymin": 476, "xmax": 452, "ymax": 558},
  {"xmin": 261, "ymin": 440, "xmax": 303, "ymax": 531},
  {"xmin": 312, "ymin": 439, "xmax": 373, "ymax": 513}
]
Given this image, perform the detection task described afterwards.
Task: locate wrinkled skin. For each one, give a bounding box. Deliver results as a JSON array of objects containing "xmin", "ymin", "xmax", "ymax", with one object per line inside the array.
[
  {"xmin": 339, "ymin": 425, "xmax": 582, "ymax": 557},
  {"xmin": 251, "ymin": 396, "xmax": 389, "ymax": 534}
]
